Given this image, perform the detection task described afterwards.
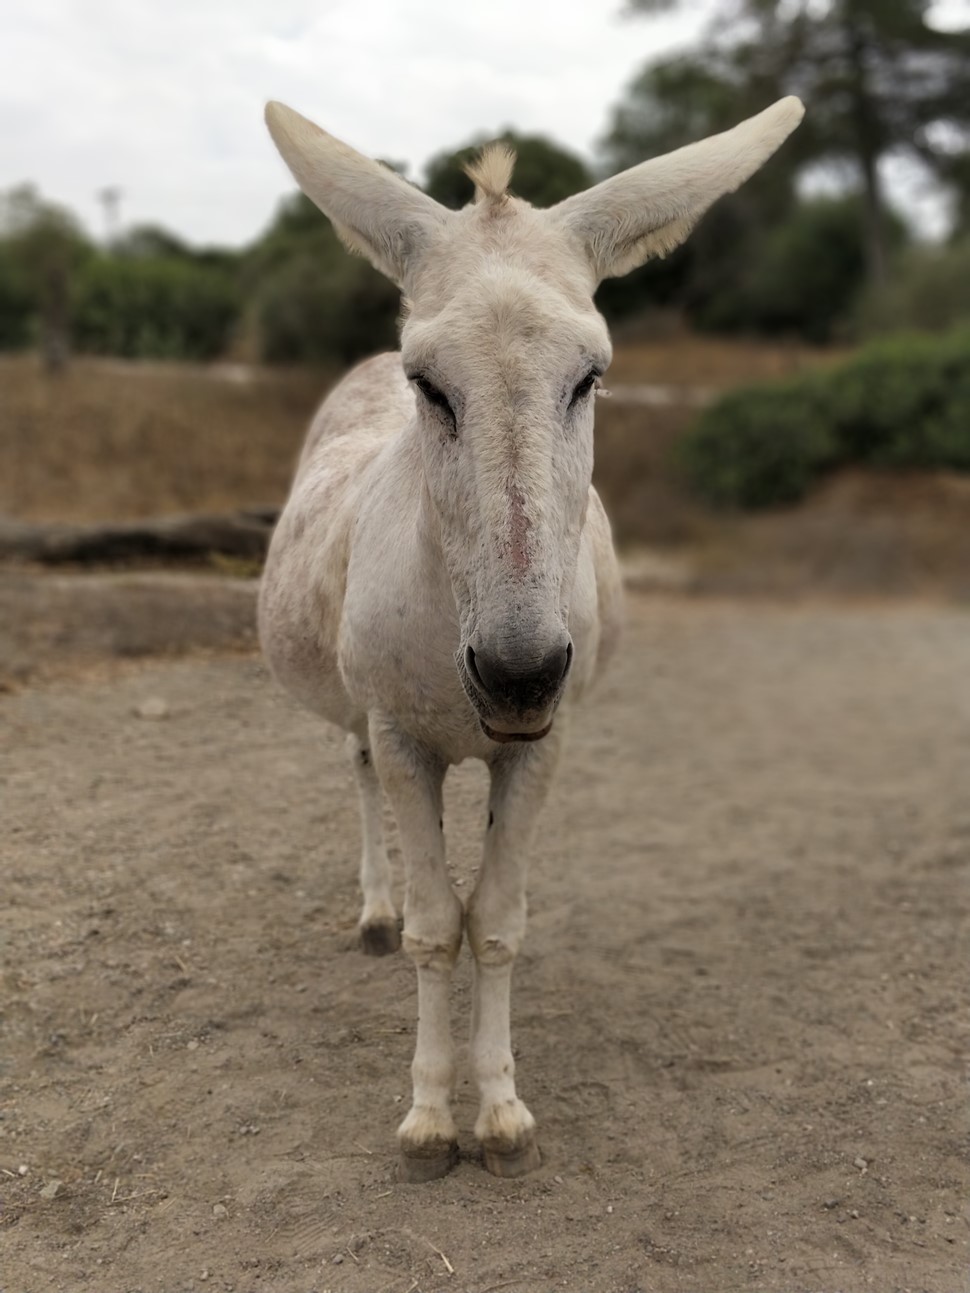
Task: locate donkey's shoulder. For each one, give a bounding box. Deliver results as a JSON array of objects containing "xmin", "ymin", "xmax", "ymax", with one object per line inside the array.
[{"xmin": 296, "ymin": 352, "xmax": 411, "ymax": 478}]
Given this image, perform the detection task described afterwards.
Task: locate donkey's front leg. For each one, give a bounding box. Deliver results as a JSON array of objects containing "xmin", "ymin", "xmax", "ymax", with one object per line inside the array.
[
  {"xmin": 368, "ymin": 713, "xmax": 463, "ymax": 1182},
  {"xmin": 466, "ymin": 735, "xmax": 562, "ymax": 1177},
  {"xmin": 346, "ymin": 733, "xmax": 400, "ymax": 956}
]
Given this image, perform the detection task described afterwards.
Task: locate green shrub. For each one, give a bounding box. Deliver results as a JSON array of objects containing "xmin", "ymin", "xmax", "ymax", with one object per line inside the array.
[
  {"xmin": 245, "ymin": 192, "xmax": 401, "ymax": 366},
  {"xmin": 681, "ymin": 327, "xmax": 970, "ymax": 508},
  {"xmin": 694, "ymin": 196, "xmax": 885, "ymax": 344},
  {"xmin": 678, "ymin": 380, "xmax": 838, "ymax": 508},
  {"xmin": 854, "ymin": 237, "xmax": 970, "ymax": 338},
  {"xmin": 0, "ymin": 244, "xmax": 32, "ymax": 348},
  {"xmin": 820, "ymin": 331, "xmax": 970, "ymax": 468},
  {"xmin": 252, "ymin": 248, "xmax": 399, "ymax": 365},
  {"xmin": 73, "ymin": 255, "xmax": 240, "ymax": 361}
]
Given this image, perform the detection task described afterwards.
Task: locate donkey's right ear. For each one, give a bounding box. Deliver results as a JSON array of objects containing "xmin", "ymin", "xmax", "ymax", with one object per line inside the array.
[
  {"xmin": 265, "ymin": 102, "xmax": 450, "ymax": 290},
  {"xmin": 551, "ymin": 97, "xmax": 804, "ymax": 282}
]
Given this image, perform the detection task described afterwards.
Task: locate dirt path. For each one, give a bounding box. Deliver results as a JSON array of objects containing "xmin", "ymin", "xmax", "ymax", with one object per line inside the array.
[{"xmin": 2, "ymin": 595, "xmax": 968, "ymax": 1292}]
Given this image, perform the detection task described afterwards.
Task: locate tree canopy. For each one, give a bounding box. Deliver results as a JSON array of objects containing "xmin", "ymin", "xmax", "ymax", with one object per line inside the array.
[
  {"xmin": 619, "ymin": 0, "xmax": 970, "ymax": 282},
  {"xmin": 4, "ymin": 9, "xmax": 968, "ymax": 371},
  {"xmin": 424, "ymin": 132, "xmax": 592, "ymax": 209}
]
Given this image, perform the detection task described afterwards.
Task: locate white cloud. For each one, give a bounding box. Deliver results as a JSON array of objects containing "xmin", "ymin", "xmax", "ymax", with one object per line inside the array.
[
  {"xmin": 5, "ymin": 0, "xmax": 967, "ymax": 247},
  {"xmin": 0, "ymin": 0, "xmax": 707, "ymax": 245}
]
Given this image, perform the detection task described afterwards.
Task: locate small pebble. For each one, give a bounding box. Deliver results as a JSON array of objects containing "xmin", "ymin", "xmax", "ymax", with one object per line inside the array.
[
  {"xmin": 212, "ymin": 1203, "xmax": 228, "ymax": 1219},
  {"xmin": 187, "ymin": 1039, "xmax": 199, "ymax": 1051},
  {"xmin": 18, "ymin": 1164, "xmax": 28, "ymax": 1176},
  {"xmin": 134, "ymin": 697, "xmax": 169, "ymax": 720},
  {"xmin": 332, "ymin": 1254, "xmax": 344, "ymax": 1266},
  {"xmin": 40, "ymin": 1180, "xmax": 63, "ymax": 1200},
  {"xmin": 854, "ymin": 1155, "xmax": 869, "ymax": 1172}
]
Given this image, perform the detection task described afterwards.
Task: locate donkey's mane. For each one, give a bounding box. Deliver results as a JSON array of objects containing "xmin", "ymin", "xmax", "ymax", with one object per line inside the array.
[{"xmin": 464, "ymin": 143, "xmax": 516, "ymax": 204}]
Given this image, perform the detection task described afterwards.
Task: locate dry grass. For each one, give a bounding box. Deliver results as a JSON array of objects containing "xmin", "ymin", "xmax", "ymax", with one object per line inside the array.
[
  {"xmin": 0, "ymin": 341, "xmax": 827, "ymax": 527},
  {"xmin": 691, "ymin": 470, "xmax": 970, "ymax": 598},
  {"xmin": 593, "ymin": 399, "xmax": 704, "ymax": 548},
  {"xmin": 4, "ymin": 347, "xmax": 970, "ymax": 598},
  {"xmin": 0, "ymin": 356, "xmax": 325, "ymax": 523},
  {"xmin": 605, "ymin": 334, "xmax": 846, "ymax": 387}
]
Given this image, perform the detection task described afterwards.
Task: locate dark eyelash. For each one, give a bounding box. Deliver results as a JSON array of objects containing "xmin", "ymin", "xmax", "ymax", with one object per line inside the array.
[
  {"xmin": 569, "ymin": 369, "xmax": 600, "ymax": 408},
  {"xmin": 412, "ymin": 375, "xmax": 456, "ymax": 423}
]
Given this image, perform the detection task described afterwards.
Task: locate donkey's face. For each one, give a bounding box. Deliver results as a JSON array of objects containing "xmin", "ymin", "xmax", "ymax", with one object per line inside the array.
[
  {"xmin": 399, "ymin": 204, "xmax": 611, "ymax": 740},
  {"xmin": 265, "ymin": 97, "xmax": 804, "ymax": 741}
]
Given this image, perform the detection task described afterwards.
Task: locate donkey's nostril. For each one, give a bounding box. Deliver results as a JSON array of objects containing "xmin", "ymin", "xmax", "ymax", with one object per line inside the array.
[
  {"xmin": 465, "ymin": 644, "xmax": 485, "ymax": 692},
  {"xmin": 464, "ymin": 638, "xmax": 572, "ymax": 713}
]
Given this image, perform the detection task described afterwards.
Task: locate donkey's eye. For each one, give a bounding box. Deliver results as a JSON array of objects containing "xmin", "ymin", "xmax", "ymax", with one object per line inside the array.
[
  {"xmin": 412, "ymin": 375, "xmax": 455, "ymax": 423},
  {"xmin": 569, "ymin": 370, "xmax": 599, "ymax": 408}
]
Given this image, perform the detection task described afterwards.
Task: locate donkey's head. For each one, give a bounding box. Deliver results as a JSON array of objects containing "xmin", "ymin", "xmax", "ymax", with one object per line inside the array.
[{"xmin": 266, "ymin": 97, "xmax": 803, "ymax": 742}]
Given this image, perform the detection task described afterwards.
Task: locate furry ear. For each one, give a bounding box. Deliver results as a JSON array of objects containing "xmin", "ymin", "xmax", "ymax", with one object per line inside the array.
[
  {"xmin": 551, "ymin": 97, "xmax": 804, "ymax": 282},
  {"xmin": 265, "ymin": 101, "xmax": 450, "ymax": 289}
]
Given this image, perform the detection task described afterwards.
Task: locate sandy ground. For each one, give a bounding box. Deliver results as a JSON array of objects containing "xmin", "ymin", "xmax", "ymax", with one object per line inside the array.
[{"xmin": 2, "ymin": 593, "xmax": 969, "ymax": 1293}]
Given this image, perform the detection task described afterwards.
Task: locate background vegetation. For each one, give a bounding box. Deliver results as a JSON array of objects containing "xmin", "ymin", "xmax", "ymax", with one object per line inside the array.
[
  {"xmin": 2, "ymin": 0, "xmax": 969, "ymax": 582},
  {"xmin": 681, "ymin": 326, "xmax": 970, "ymax": 508},
  {"xmin": 2, "ymin": 0, "xmax": 966, "ymax": 371}
]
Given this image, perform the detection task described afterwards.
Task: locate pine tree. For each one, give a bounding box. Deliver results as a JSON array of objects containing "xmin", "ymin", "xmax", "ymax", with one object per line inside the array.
[{"xmin": 619, "ymin": 0, "xmax": 970, "ymax": 283}]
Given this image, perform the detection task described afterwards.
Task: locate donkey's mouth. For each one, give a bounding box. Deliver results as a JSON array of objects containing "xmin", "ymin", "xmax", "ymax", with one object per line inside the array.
[{"xmin": 480, "ymin": 719, "xmax": 553, "ymax": 744}]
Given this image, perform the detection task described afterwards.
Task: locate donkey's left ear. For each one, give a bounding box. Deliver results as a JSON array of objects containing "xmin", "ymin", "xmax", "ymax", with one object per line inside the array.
[
  {"xmin": 551, "ymin": 97, "xmax": 804, "ymax": 282},
  {"xmin": 265, "ymin": 101, "xmax": 450, "ymax": 289}
]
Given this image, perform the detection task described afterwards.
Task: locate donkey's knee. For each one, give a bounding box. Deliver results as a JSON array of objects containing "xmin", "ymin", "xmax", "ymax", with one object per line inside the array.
[
  {"xmin": 402, "ymin": 890, "xmax": 464, "ymax": 971},
  {"xmin": 465, "ymin": 893, "xmax": 526, "ymax": 967}
]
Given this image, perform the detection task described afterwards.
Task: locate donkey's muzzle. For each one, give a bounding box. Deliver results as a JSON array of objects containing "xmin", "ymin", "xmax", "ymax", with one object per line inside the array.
[{"xmin": 464, "ymin": 639, "xmax": 572, "ymax": 736}]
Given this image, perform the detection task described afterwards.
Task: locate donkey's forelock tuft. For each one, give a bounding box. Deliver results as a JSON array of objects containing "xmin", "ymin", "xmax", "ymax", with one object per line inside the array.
[{"xmin": 464, "ymin": 144, "xmax": 516, "ymax": 205}]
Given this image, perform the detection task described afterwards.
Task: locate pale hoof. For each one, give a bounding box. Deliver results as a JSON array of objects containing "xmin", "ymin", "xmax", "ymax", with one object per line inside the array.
[
  {"xmin": 481, "ymin": 1130, "xmax": 542, "ymax": 1178},
  {"xmin": 359, "ymin": 918, "xmax": 401, "ymax": 957},
  {"xmin": 397, "ymin": 1139, "xmax": 459, "ymax": 1183}
]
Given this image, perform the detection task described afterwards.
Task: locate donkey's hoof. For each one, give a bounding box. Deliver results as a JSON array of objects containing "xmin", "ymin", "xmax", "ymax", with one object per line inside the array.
[
  {"xmin": 397, "ymin": 1139, "xmax": 459, "ymax": 1183},
  {"xmin": 481, "ymin": 1130, "xmax": 542, "ymax": 1178},
  {"xmin": 360, "ymin": 919, "xmax": 401, "ymax": 957}
]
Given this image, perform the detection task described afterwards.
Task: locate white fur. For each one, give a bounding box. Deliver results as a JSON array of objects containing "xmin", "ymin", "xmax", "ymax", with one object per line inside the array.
[{"xmin": 259, "ymin": 96, "xmax": 803, "ymax": 1175}]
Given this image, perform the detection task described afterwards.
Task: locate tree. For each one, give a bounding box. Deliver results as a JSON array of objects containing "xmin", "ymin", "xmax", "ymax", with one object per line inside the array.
[
  {"xmin": 602, "ymin": 58, "xmax": 813, "ymax": 332},
  {"xmin": 72, "ymin": 255, "xmax": 240, "ymax": 361},
  {"xmin": 0, "ymin": 185, "xmax": 93, "ymax": 369},
  {"xmin": 699, "ymin": 194, "xmax": 906, "ymax": 340},
  {"xmin": 245, "ymin": 191, "xmax": 400, "ymax": 365},
  {"xmin": 622, "ymin": 0, "xmax": 970, "ymax": 286},
  {"xmin": 113, "ymin": 223, "xmax": 192, "ymax": 260},
  {"xmin": 424, "ymin": 132, "xmax": 592, "ymax": 209}
]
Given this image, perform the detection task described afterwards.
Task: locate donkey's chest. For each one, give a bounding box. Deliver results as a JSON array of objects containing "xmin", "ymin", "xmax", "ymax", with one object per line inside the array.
[{"xmin": 338, "ymin": 561, "xmax": 490, "ymax": 758}]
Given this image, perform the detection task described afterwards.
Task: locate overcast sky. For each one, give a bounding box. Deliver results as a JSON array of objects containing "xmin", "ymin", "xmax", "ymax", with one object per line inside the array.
[{"xmin": 2, "ymin": 0, "xmax": 967, "ymax": 249}]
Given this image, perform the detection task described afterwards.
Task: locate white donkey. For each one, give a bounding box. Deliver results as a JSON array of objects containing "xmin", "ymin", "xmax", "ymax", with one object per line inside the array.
[{"xmin": 259, "ymin": 96, "xmax": 803, "ymax": 1181}]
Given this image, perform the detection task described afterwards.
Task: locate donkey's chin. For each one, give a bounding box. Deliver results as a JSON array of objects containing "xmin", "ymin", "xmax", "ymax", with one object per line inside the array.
[{"xmin": 479, "ymin": 718, "xmax": 554, "ymax": 744}]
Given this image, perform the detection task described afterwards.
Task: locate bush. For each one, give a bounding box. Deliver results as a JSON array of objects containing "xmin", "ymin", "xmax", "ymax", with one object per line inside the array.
[
  {"xmin": 0, "ymin": 244, "xmax": 32, "ymax": 348},
  {"xmin": 252, "ymin": 248, "xmax": 399, "ymax": 365},
  {"xmin": 681, "ymin": 327, "xmax": 970, "ymax": 508},
  {"xmin": 678, "ymin": 380, "xmax": 838, "ymax": 508},
  {"xmin": 245, "ymin": 192, "xmax": 401, "ymax": 366},
  {"xmin": 73, "ymin": 256, "xmax": 240, "ymax": 361},
  {"xmin": 854, "ymin": 237, "xmax": 970, "ymax": 338},
  {"xmin": 820, "ymin": 331, "xmax": 970, "ymax": 469}
]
